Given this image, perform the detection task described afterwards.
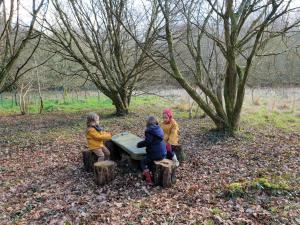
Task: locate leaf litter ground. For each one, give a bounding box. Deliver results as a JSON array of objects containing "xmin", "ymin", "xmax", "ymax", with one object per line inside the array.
[{"xmin": 0, "ymin": 111, "xmax": 299, "ymax": 225}]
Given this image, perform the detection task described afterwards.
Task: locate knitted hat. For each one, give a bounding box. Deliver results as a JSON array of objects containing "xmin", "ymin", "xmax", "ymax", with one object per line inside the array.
[{"xmin": 163, "ymin": 108, "xmax": 173, "ymax": 120}]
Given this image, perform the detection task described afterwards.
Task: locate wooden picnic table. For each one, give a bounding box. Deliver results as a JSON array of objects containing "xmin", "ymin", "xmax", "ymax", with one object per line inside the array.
[{"xmin": 111, "ymin": 132, "xmax": 146, "ymax": 160}]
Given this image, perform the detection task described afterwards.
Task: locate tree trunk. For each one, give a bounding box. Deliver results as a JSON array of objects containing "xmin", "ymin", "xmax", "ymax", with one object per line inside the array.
[
  {"xmin": 153, "ymin": 159, "xmax": 176, "ymax": 188},
  {"xmin": 14, "ymin": 91, "xmax": 18, "ymax": 106},
  {"xmin": 37, "ymin": 75, "xmax": 44, "ymax": 114},
  {"xmin": 215, "ymin": 116, "xmax": 239, "ymax": 133},
  {"xmin": 62, "ymin": 87, "xmax": 68, "ymax": 103},
  {"xmin": 33, "ymin": 55, "xmax": 44, "ymax": 114},
  {"xmin": 39, "ymin": 96, "xmax": 44, "ymax": 114},
  {"xmin": 84, "ymin": 89, "xmax": 87, "ymax": 101},
  {"xmin": 97, "ymin": 91, "xmax": 100, "ymax": 102},
  {"xmin": 223, "ymin": 118, "xmax": 239, "ymax": 133},
  {"xmin": 19, "ymin": 83, "xmax": 31, "ymax": 115},
  {"xmin": 115, "ymin": 106, "xmax": 129, "ymax": 116},
  {"xmin": 94, "ymin": 160, "xmax": 117, "ymax": 185},
  {"xmin": 112, "ymin": 94, "xmax": 130, "ymax": 116}
]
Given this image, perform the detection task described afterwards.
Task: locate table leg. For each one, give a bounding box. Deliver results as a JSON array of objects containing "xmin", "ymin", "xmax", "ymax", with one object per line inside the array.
[{"xmin": 129, "ymin": 158, "xmax": 140, "ymax": 172}]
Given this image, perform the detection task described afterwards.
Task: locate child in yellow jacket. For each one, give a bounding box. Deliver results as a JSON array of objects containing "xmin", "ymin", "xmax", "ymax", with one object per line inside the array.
[
  {"xmin": 86, "ymin": 112, "xmax": 112, "ymax": 161},
  {"xmin": 161, "ymin": 109, "xmax": 179, "ymax": 166}
]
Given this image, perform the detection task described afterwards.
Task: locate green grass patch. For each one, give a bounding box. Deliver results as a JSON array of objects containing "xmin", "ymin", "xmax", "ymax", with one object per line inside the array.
[
  {"xmin": 222, "ymin": 176, "xmax": 294, "ymax": 199},
  {"xmin": 131, "ymin": 95, "xmax": 169, "ymax": 107},
  {"xmin": 251, "ymin": 177, "xmax": 292, "ymax": 191},
  {"xmin": 1, "ymin": 92, "xmax": 299, "ymax": 134},
  {"xmin": 243, "ymin": 107, "xmax": 300, "ymax": 132},
  {"xmin": 0, "ymin": 95, "xmax": 170, "ymax": 115}
]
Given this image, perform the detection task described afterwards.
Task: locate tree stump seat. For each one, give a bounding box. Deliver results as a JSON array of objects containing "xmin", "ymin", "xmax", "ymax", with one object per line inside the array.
[
  {"xmin": 94, "ymin": 160, "xmax": 117, "ymax": 185},
  {"xmin": 82, "ymin": 150, "xmax": 98, "ymax": 172},
  {"xmin": 173, "ymin": 145, "xmax": 186, "ymax": 163},
  {"xmin": 153, "ymin": 159, "xmax": 176, "ymax": 188}
]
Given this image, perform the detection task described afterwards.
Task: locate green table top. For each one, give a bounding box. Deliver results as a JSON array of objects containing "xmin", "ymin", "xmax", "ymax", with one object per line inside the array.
[{"xmin": 111, "ymin": 132, "xmax": 146, "ymax": 160}]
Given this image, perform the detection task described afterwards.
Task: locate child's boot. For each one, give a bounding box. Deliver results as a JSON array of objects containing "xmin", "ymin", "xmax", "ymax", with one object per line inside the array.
[
  {"xmin": 172, "ymin": 154, "xmax": 179, "ymax": 167},
  {"xmin": 143, "ymin": 170, "xmax": 153, "ymax": 185}
]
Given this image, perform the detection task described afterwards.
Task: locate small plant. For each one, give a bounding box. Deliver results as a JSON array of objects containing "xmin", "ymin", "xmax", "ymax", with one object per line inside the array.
[
  {"xmin": 228, "ymin": 182, "xmax": 243, "ymax": 190},
  {"xmin": 204, "ymin": 219, "xmax": 215, "ymax": 225},
  {"xmin": 64, "ymin": 221, "xmax": 72, "ymax": 225},
  {"xmin": 211, "ymin": 207, "xmax": 222, "ymax": 215},
  {"xmin": 251, "ymin": 177, "xmax": 291, "ymax": 192},
  {"xmin": 269, "ymin": 206, "xmax": 278, "ymax": 214},
  {"xmin": 0, "ymin": 167, "xmax": 6, "ymax": 172},
  {"xmin": 223, "ymin": 182, "xmax": 246, "ymax": 198},
  {"xmin": 237, "ymin": 222, "xmax": 247, "ymax": 225},
  {"xmin": 222, "ymin": 176, "xmax": 293, "ymax": 199}
]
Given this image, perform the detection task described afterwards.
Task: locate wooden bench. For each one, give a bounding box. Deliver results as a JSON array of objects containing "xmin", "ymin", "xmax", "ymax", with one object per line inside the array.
[{"xmin": 111, "ymin": 132, "xmax": 146, "ymax": 169}]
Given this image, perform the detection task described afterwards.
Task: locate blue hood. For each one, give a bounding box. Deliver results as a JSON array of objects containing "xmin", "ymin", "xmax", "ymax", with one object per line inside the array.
[
  {"xmin": 137, "ymin": 124, "xmax": 166, "ymax": 160},
  {"xmin": 146, "ymin": 124, "xmax": 164, "ymax": 140}
]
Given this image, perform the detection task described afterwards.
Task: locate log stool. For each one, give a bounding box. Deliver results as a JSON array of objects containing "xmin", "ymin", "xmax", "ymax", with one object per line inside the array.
[
  {"xmin": 153, "ymin": 159, "xmax": 176, "ymax": 188},
  {"xmin": 94, "ymin": 160, "xmax": 117, "ymax": 185},
  {"xmin": 173, "ymin": 145, "xmax": 186, "ymax": 163},
  {"xmin": 82, "ymin": 150, "xmax": 98, "ymax": 172}
]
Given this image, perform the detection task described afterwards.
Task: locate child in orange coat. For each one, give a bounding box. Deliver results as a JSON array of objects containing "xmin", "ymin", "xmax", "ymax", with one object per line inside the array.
[
  {"xmin": 161, "ymin": 109, "xmax": 179, "ymax": 166},
  {"xmin": 86, "ymin": 112, "xmax": 112, "ymax": 161}
]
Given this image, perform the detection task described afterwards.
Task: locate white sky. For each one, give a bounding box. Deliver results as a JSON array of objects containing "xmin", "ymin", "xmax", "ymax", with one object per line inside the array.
[{"xmin": 4, "ymin": 0, "xmax": 300, "ymax": 24}]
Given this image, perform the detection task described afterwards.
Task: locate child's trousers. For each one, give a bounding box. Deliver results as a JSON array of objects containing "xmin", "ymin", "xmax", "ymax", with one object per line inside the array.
[
  {"xmin": 166, "ymin": 143, "xmax": 174, "ymax": 159},
  {"xmin": 141, "ymin": 155, "xmax": 164, "ymax": 171},
  {"xmin": 92, "ymin": 146, "xmax": 110, "ymax": 161}
]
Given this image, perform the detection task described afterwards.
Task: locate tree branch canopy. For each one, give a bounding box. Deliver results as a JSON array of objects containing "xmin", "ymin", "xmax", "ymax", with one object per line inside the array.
[
  {"xmin": 0, "ymin": 0, "xmax": 48, "ymax": 93},
  {"xmin": 146, "ymin": 0, "xmax": 300, "ymax": 132},
  {"xmin": 43, "ymin": 0, "xmax": 158, "ymax": 115}
]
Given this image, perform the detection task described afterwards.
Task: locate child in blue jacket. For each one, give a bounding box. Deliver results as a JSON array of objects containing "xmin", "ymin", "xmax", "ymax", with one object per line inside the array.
[{"xmin": 137, "ymin": 116, "xmax": 166, "ymax": 184}]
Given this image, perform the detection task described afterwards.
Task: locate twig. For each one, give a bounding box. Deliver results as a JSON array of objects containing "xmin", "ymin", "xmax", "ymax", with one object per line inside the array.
[
  {"xmin": 141, "ymin": 186, "xmax": 150, "ymax": 196},
  {"xmin": 170, "ymin": 213, "xmax": 178, "ymax": 225}
]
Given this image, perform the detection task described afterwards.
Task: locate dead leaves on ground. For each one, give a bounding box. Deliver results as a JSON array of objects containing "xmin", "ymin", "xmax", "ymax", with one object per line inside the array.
[{"xmin": 0, "ymin": 112, "xmax": 299, "ymax": 224}]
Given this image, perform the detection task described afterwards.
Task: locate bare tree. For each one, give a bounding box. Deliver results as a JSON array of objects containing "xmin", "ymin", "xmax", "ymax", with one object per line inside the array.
[
  {"xmin": 146, "ymin": 0, "xmax": 300, "ymax": 132},
  {"xmin": 43, "ymin": 0, "xmax": 158, "ymax": 115},
  {"xmin": 18, "ymin": 81, "xmax": 32, "ymax": 115},
  {"xmin": 0, "ymin": 0, "xmax": 48, "ymax": 93},
  {"xmin": 249, "ymin": 32, "xmax": 300, "ymax": 87}
]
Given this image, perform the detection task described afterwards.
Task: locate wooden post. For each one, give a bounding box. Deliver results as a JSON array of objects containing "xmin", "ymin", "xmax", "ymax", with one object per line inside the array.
[
  {"xmin": 94, "ymin": 160, "xmax": 117, "ymax": 185},
  {"xmin": 82, "ymin": 150, "xmax": 98, "ymax": 172},
  {"xmin": 173, "ymin": 145, "xmax": 186, "ymax": 163},
  {"xmin": 153, "ymin": 159, "xmax": 176, "ymax": 188}
]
